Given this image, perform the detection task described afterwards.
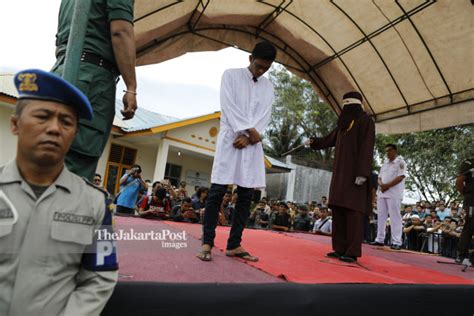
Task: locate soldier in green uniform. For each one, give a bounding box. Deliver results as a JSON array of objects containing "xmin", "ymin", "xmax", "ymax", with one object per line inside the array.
[
  {"xmin": 455, "ymin": 158, "xmax": 474, "ymax": 263},
  {"xmin": 0, "ymin": 69, "xmax": 118, "ymax": 316},
  {"xmin": 52, "ymin": 0, "xmax": 137, "ymax": 180}
]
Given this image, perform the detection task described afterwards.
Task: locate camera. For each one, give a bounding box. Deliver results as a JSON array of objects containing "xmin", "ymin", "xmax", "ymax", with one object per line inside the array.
[{"xmin": 130, "ymin": 166, "xmax": 141, "ymax": 176}]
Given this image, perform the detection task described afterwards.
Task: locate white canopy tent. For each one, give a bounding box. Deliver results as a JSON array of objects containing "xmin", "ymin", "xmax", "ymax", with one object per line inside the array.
[{"xmin": 133, "ymin": 0, "xmax": 474, "ymax": 134}]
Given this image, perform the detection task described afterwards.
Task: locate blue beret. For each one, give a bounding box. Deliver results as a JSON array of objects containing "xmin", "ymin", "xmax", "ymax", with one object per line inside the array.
[{"xmin": 14, "ymin": 69, "xmax": 93, "ymax": 120}]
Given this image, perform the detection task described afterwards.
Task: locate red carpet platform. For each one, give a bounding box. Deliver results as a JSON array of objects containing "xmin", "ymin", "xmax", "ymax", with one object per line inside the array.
[
  {"xmin": 102, "ymin": 217, "xmax": 473, "ymax": 316},
  {"xmin": 115, "ymin": 217, "xmax": 473, "ymax": 285}
]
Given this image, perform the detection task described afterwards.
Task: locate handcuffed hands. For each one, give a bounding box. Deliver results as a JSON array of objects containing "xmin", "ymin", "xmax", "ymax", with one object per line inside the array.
[{"xmin": 355, "ymin": 176, "xmax": 367, "ymax": 185}]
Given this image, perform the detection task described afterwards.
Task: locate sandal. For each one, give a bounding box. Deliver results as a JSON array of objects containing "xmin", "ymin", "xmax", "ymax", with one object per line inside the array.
[
  {"xmin": 196, "ymin": 249, "xmax": 212, "ymax": 262},
  {"xmin": 226, "ymin": 251, "xmax": 259, "ymax": 262}
]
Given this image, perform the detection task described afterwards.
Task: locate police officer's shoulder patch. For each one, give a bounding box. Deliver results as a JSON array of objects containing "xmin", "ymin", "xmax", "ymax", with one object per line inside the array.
[
  {"xmin": 81, "ymin": 199, "xmax": 118, "ymax": 272},
  {"xmin": 82, "ymin": 177, "xmax": 109, "ymax": 198}
]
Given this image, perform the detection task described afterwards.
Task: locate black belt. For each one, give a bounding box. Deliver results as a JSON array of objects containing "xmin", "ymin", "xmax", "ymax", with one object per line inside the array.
[{"xmin": 80, "ymin": 51, "xmax": 119, "ymax": 76}]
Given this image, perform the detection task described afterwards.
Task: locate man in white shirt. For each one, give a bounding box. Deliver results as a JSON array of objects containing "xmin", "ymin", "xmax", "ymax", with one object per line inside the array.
[
  {"xmin": 371, "ymin": 144, "xmax": 407, "ymax": 250},
  {"xmin": 313, "ymin": 207, "xmax": 332, "ymax": 236},
  {"xmin": 196, "ymin": 41, "xmax": 276, "ymax": 262}
]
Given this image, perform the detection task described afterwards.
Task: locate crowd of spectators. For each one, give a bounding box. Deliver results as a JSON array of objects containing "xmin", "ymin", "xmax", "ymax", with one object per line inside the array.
[
  {"xmin": 108, "ymin": 165, "xmax": 469, "ymax": 259},
  {"xmin": 384, "ymin": 200, "xmax": 466, "ymax": 258},
  {"xmin": 110, "ymin": 166, "xmax": 333, "ymax": 234}
]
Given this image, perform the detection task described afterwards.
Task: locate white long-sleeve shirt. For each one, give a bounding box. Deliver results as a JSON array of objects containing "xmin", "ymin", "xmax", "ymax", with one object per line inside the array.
[{"xmin": 211, "ymin": 68, "xmax": 274, "ymax": 188}]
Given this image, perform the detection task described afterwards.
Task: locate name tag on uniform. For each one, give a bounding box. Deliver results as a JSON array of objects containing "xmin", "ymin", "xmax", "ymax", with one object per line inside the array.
[
  {"xmin": 0, "ymin": 208, "xmax": 14, "ymax": 219},
  {"xmin": 53, "ymin": 212, "xmax": 95, "ymax": 225}
]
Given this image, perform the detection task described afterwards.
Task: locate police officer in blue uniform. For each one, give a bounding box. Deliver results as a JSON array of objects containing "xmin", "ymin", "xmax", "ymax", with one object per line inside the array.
[{"xmin": 0, "ymin": 69, "xmax": 118, "ymax": 316}]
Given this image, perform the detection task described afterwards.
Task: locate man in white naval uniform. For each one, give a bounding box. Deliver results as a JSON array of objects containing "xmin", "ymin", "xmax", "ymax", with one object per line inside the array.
[
  {"xmin": 371, "ymin": 144, "xmax": 407, "ymax": 250},
  {"xmin": 197, "ymin": 41, "xmax": 276, "ymax": 262}
]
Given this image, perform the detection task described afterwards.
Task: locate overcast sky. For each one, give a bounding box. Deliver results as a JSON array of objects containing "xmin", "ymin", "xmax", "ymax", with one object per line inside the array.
[{"xmin": 0, "ymin": 0, "xmax": 250, "ymax": 118}]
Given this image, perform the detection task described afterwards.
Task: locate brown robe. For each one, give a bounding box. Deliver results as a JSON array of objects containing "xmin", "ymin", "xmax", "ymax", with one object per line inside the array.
[
  {"xmin": 311, "ymin": 112, "xmax": 375, "ymax": 257},
  {"xmin": 311, "ymin": 113, "xmax": 375, "ymax": 214}
]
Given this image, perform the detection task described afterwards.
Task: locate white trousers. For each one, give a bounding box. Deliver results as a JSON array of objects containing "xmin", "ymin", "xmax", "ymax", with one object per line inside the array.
[{"xmin": 376, "ymin": 197, "xmax": 403, "ymax": 246}]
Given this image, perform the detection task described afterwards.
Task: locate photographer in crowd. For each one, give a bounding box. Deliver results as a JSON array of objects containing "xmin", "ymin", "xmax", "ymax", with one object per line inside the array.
[
  {"xmin": 116, "ymin": 164, "xmax": 148, "ymax": 215},
  {"xmin": 137, "ymin": 187, "xmax": 171, "ymax": 219},
  {"xmin": 170, "ymin": 197, "xmax": 198, "ymax": 223}
]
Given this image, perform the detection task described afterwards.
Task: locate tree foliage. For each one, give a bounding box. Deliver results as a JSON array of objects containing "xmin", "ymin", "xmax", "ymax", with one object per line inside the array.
[
  {"xmin": 264, "ymin": 65, "xmax": 337, "ymax": 167},
  {"xmin": 264, "ymin": 66, "xmax": 473, "ymax": 203},
  {"xmin": 374, "ymin": 125, "xmax": 474, "ymax": 203}
]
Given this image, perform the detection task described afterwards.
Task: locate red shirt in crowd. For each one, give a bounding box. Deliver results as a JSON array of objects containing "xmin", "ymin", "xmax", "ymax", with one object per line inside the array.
[{"xmin": 139, "ymin": 196, "xmax": 171, "ymax": 214}]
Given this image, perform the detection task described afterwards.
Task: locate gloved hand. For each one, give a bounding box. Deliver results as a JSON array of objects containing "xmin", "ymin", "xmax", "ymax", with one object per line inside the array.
[{"xmin": 355, "ymin": 176, "xmax": 367, "ymax": 186}]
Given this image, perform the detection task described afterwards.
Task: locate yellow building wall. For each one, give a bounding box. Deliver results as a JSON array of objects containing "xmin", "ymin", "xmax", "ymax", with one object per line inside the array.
[
  {"xmin": 163, "ymin": 118, "xmax": 219, "ymax": 186},
  {"xmin": 96, "ymin": 135, "xmax": 159, "ymax": 181},
  {"xmin": 97, "ymin": 133, "xmax": 214, "ymax": 186},
  {"xmin": 135, "ymin": 144, "xmax": 159, "ymax": 181},
  {"xmin": 166, "ymin": 151, "xmax": 213, "ymax": 186},
  {"xmin": 0, "ymin": 106, "xmax": 218, "ymax": 188},
  {"xmin": 166, "ymin": 118, "xmax": 220, "ymax": 152}
]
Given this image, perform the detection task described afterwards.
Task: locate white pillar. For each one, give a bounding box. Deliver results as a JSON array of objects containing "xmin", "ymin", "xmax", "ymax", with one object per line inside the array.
[
  {"xmin": 285, "ymin": 155, "xmax": 295, "ymax": 201},
  {"xmin": 153, "ymin": 139, "xmax": 169, "ymax": 181}
]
